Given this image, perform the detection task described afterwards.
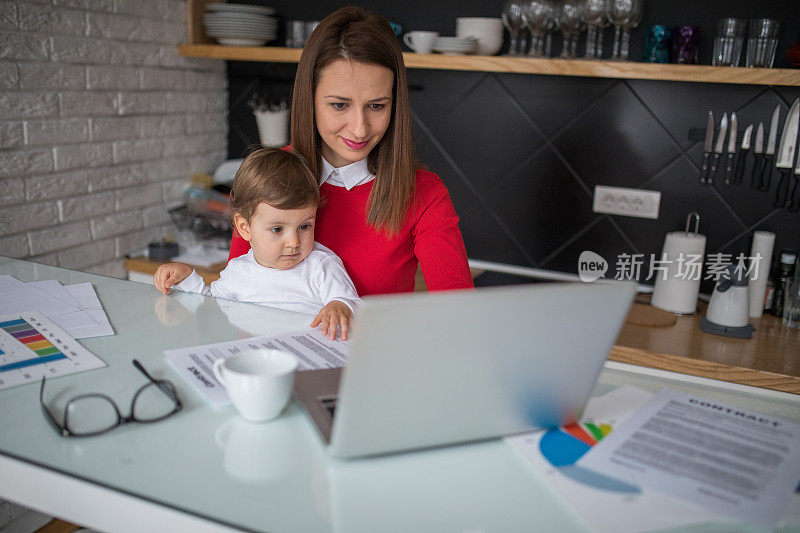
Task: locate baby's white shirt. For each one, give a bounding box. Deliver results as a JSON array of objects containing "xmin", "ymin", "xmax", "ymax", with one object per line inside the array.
[{"xmin": 173, "ymin": 243, "xmax": 361, "ymax": 316}]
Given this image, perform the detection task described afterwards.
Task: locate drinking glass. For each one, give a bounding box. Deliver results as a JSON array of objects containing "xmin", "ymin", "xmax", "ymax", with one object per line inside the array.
[
  {"xmin": 782, "ymin": 278, "xmax": 800, "ymax": 329},
  {"xmin": 522, "ymin": 0, "xmax": 552, "ymax": 57},
  {"xmin": 618, "ymin": 0, "xmax": 642, "ymax": 60},
  {"xmin": 502, "ymin": 0, "xmax": 526, "ymax": 55},
  {"xmin": 745, "ymin": 18, "xmax": 781, "ymax": 68},
  {"xmin": 608, "ymin": 0, "xmax": 642, "ymax": 60},
  {"xmin": 671, "ymin": 25, "xmax": 700, "ymax": 64},
  {"xmin": 644, "ymin": 25, "xmax": 671, "ymax": 63},
  {"xmin": 557, "ymin": 0, "xmax": 584, "ymax": 59},
  {"xmin": 713, "ymin": 18, "xmax": 746, "ymax": 67},
  {"xmin": 581, "ymin": 0, "xmax": 610, "ymax": 59},
  {"xmin": 542, "ymin": 2, "xmax": 557, "ymax": 56}
]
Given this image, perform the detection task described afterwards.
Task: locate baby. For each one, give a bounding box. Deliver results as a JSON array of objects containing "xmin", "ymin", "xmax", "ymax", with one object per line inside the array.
[{"xmin": 154, "ymin": 148, "xmax": 361, "ymax": 340}]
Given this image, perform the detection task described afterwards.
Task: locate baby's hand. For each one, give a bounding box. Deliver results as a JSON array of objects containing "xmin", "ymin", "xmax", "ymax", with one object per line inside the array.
[
  {"xmin": 310, "ymin": 301, "xmax": 353, "ymax": 341},
  {"xmin": 153, "ymin": 263, "xmax": 193, "ymax": 295}
]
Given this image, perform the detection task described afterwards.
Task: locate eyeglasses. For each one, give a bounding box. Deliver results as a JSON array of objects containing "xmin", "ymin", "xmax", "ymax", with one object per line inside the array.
[{"xmin": 39, "ymin": 359, "xmax": 182, "ymax": 437}]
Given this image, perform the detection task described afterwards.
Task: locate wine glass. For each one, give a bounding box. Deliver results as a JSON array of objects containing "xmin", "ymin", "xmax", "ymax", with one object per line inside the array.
[
  {"xmin": 619, "ymin": 0, "xmax": 642, "ymax": 60},
  {"xmin": 557, "ymin": 0, "xmax": 584, "ymax": 59},
  {"xmin": 581, "ymin": 0, "xmax": 610, "ymax": 59},
  {"xmin": 608, "ymin": 0, "xmax": 641, "ymax": 60},
  {"xmin": 522, "ymin": 0, "xmax": 552, "ymax": 57},
  {"xmin": 502, "ymin": 0, "xmax": 525, "ymax": 56},
  {"xmin": 542, "ymin": 3, "xmax": 557, "ymax": 56}
]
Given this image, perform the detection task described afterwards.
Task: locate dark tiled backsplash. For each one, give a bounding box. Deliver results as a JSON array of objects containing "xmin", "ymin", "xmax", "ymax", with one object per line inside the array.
[{"xmin": 229, "ymin": 63, "xmax": 799, "ymax": 288}]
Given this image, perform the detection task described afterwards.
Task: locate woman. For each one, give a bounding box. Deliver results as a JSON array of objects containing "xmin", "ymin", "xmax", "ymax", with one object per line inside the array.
[{"xmin": 229, "ymin": 6, "xmax": 473, "ymax": 296}]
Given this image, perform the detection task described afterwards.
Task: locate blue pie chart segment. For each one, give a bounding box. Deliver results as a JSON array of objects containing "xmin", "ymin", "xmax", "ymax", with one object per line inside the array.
[{"xmin": 539, "ymin": 428, "xmax": 640, "ymax": 493}]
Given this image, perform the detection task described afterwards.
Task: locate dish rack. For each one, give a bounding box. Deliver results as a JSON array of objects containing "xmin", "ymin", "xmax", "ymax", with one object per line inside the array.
[{"xmin": 168, "ymin": 205, "xmax": 232, "ymax": 240}]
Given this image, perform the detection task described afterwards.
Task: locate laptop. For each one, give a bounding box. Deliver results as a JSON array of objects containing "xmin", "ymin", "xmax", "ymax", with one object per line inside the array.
[{"xmin": 295, "ymin": 281, "xmax": 635, "ymax": 459}]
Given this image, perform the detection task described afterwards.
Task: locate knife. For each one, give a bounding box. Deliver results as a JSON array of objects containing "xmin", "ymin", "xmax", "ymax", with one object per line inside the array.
[
  {"xmin": 709, "ymin": 112, "xmax": 727, "ymax": 185},
  {"xmin": 790, "ymin": 129, "xmax": 800, "ymax": 212},
  {"xmin": 724, "ymin": 112, "xmax": 737, "ymax": 186},
  {"xmin": 733, "ymin": 123, "xmax": 752, "ymax": 185},
  {"xmin": 700, "ymin": 111, "xmax": 714, "ymax": 184},
  {"xmin": 773, "ymin": 99, "xmax": 799, "ymax": 208},
  {"xmin": 751, "ymin": 122, "xmax": 764, "ymax": 189},
  {"xmin": 759, "ymin": 104, "xmax": 781, "ymax": 192}
]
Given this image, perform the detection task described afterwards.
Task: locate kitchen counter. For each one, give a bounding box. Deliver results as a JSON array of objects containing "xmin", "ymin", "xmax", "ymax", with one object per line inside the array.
[
  {"xmin": 611, "ymin": 297, "xmax": 800, "ymax": 394},
  {"xmin": 124, "ymin": 255, "xmax": 800, "ymax": 394}
]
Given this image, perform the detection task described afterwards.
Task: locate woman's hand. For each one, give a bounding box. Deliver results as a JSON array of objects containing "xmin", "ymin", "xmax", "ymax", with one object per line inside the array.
[
  {"xmin": 311, "ymin": 300, "xmax": 353, "ymax": 340},
  {"xmin": 153, "ymin": 263, "xmax": 194, "ymax": 295}
]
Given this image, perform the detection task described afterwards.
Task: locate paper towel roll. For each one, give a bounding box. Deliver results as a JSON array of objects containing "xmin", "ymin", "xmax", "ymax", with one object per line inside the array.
[
  {"xmin": 651, "ymin": 231, "xmax": 707, "ymax": 314},
  {"xmin": 748, "ymin": 231, "xmax": 775, "ymax": 318}
]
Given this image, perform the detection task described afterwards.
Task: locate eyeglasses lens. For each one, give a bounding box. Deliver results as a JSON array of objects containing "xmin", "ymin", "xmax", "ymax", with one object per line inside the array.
[
  {"xmin": 132, "ymin": 381, "xmax": 179, "ymax": 421},
  {"xmin": 66, "ymin": 396, "xmax": 119, "ymax": 435}
]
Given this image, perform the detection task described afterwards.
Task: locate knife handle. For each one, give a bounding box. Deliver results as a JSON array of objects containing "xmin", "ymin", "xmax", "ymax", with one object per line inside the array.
[
  {"xmin": 724, "ymin": 153, "xmax": 735, "ymax": 186},
  {"xmin": 788, "ymin": 178, "xmax": 800, "ymax": 212},
  {"xmin": 700, "ymin": 151, "xmax": 710, "ymax": 184},
  {"xmin": 733, "ymin": 149, "xmax": 747, "ymax": 184},
  {"xmin": 708, "ymin": 153, "xmax": 721, "ymax": 185},
  {"xmin": 759, "ymin": 155, "xmax": 774, "ymax": 192},
  {"xmin": 773, "ymin": 169, "xmax": 790, "ymax": 208},
  {"xmin": 750, "ymin": 155, "xmax": 762, "ymax": 189}
]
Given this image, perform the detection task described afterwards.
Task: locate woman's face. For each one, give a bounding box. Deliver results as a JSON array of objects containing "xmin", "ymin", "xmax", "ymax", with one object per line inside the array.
[{"xmin": 314, "ymin": 59, "xmax": 394, "ymax": 168}]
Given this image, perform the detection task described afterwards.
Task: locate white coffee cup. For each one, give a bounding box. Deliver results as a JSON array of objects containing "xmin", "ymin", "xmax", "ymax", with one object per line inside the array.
[
  {"xmin": 403, "ymin": 31, "xmax": 439, "ymax": 54},
  {"xmin": 212, "ymin": 349, "xmax": 298, "ymax": 422}
]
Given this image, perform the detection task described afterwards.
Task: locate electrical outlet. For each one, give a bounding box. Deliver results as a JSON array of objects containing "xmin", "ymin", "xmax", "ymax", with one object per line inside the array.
[{"xmin": 593, "ymin": 185, "xmax": 661, "ymax": 219}]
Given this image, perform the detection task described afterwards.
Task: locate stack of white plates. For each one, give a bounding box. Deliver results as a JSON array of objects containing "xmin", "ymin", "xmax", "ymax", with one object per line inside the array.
[
  {"xmin": 204, "ymin": 3, "xmax": 278, "ymax": 46},
  {"xmin": 455, "ymin": 17, "xmax": 503, "ymax": 55},
  {"xmin": 433, "ymin": 36, "xmax": 478, "ymax": 55}
]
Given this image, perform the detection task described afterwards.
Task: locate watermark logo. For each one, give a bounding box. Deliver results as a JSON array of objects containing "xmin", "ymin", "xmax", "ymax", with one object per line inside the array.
[{"xmin": 578, "ymin": 251, "xmax": 608, "ymax": 282}]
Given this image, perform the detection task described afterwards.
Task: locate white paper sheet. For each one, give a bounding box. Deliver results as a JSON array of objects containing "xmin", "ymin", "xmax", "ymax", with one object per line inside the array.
[
  {"xmin": 0, "ymin": 311, "xmax": 106, "ymax": 389},
  {"xmin": 27, "ymin": 280, "xmax": 99, "ymax": 331},
  {"xmin": 578, "ymin": 388, "xmax": 800, "ymax": 528},
  {"xmin": 64, "ymin": 283, "xmax": 115, "ymax": 338},
  {"xmin": 164, "ymin": 328, "xmax": 350, "ymax": 407},
  {"xmin": 506, "ymin": 386, "xmax": 724, "ymax": 533},
  {"xmin": 0, "ymin": 275, "xmax": 80, "ymax": 317}
]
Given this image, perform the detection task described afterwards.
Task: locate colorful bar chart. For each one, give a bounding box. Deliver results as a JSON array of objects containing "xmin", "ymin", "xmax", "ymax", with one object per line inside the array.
[
  {"xmin": 0, "ymin": 311, "xmax": 105, "ymax": 390},
  {"xmin": 0, "ymin": 317, "xmax": 67, "ymax": 371}
]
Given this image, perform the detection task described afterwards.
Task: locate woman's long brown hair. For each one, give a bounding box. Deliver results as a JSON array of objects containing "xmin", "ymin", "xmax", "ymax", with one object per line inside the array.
[{"xmin": 290, "ymin": 6, "xmax": 417, "ymax": 235}]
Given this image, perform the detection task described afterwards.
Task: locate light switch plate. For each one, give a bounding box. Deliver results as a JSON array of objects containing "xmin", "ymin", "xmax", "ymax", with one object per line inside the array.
[{"xmin": 593, "ymin": 185, "xmax": 661, "ymax": 219}]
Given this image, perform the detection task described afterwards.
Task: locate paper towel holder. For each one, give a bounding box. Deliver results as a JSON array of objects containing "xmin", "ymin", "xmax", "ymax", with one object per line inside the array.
[{"xmin": 684, "ymin": 211, "xmax": 700, "ymax": 236}]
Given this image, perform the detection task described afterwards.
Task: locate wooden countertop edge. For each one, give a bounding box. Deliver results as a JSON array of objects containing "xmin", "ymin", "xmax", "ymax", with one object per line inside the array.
[{"xmin": 609, "ymin": 345, "xmax": 800, "ymax": 395}]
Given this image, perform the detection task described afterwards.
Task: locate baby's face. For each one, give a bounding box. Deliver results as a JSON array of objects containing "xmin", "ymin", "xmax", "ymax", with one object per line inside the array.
[{"xmin": 236, "ymin": 202, "xmax": 317, "ymax": 270}]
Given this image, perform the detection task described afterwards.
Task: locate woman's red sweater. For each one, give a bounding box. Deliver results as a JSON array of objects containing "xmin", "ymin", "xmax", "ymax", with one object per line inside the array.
[{"xmin": 228, "ymin": 169, "xmax": 474, "ymax": 296}]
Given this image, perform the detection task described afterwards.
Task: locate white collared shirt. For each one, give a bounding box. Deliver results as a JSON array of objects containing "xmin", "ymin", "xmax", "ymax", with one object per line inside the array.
[
  {"xmin": 173, "ymin": 243, "xmax": 361, "ymax": 316},
  {"xmin": 320, "ymin": 157, "xmax": 375, "ymax": 189}
]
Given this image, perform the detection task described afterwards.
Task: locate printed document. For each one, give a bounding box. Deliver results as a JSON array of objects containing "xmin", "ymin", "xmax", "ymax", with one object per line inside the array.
[
  {"xmin": 506, "ymin": 386, "xmax": 725, "ymax": 533},
  {"xmin": 578, "ymin": 388, "xmax": 800, "ymax": 528},
  {"xmin": 165, "ymin": 328, "xmax": 350, "ymax": 407}
]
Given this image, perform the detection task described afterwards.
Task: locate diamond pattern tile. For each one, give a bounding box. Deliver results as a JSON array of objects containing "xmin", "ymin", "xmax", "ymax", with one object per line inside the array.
[
  {"xmin": 413, "ymin": 118, "xmax": 480, "ymax": 217},
  {"xmin": 551, "ymin": 82, "xmax": 681, "ymax": 190},
  {"xmin": 539, "ymin": 217, "xmax": 638, "ymax": 281},
  {"xmin": 486, "ymin": 147, "xmax": 598, "ymax": 265},
  {"xmin": 408, "ymin": 69, "xmax": 487, "ymax": 124},
  {"xmin": 458, "ymin": 203, "xmax": 533, "ymax": 266},
  {"xmin": 426, "ymin": 74, "xmax": 544, "ymax": 197},
  {"xmin": 499, "ymin": 74, "xmax": 616, "ymax": 137}
]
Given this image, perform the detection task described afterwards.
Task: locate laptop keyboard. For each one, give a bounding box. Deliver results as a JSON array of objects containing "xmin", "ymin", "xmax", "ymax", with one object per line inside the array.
[{"xmin": 320, "ymin": 396, "xmax": 337, "ymax": 418}]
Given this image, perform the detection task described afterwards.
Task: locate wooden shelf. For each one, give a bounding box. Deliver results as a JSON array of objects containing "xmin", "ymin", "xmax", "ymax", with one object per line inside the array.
[{"xmin": 178, "ymin": 44, "xmax": 800, "ymax": 86}]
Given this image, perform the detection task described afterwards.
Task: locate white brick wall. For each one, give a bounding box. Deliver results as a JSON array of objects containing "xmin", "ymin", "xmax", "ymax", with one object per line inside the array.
[{"xmin": 0, "ymin": 0, "xmax": 228, "ymax": 278}]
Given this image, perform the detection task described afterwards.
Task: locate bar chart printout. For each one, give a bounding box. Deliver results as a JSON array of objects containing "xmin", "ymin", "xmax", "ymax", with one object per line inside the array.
[{"xmin": 0, "ymin": 311, "xmax": 105, "ymax": 390}]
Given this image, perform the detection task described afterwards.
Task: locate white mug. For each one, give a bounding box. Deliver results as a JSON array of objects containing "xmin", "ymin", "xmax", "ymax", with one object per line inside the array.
[
  {"xmin": 403, "ymin": 31, "xmax": 439, "ymax": 54},
  {"xmin": 212, "ymin": 349, "xmax": 298, "ymax": 422}
]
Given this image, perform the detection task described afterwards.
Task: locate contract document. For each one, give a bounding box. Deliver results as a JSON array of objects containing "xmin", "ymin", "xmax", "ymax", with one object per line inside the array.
[
  {"xmin": 165, "ymin": 328, "xmax": 350, "ymax": 407},
  {"xmin": 578, "ymin": 388, "xmax": 800, "ymax": 528}
]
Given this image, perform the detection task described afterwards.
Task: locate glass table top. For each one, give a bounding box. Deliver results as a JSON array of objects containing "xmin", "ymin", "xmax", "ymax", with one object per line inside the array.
[{"xmin": 1, "ymin": 256, "xmax": 798, "ymax": 532}]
